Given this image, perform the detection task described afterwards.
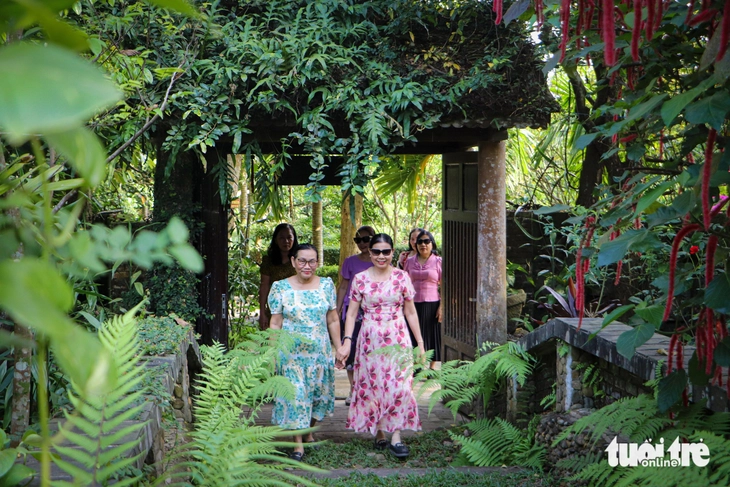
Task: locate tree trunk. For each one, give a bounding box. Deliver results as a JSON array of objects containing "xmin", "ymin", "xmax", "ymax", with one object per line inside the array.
[
  {"xmin": 338, "ymin": 194, "xmax": 362, "ymax": 285},
  {"xmin": 3, "ymin": 29, "xmax": 33, "ymax": 444},
  {"xmin": 10, "ymin": 324, "xmax": 32, "ymax": 445},
  {"xmin": 564, "ymin": 63, "xmax": 621, "ymax": 208},
  {"xmin": 2, "ymin": 145, "xmax": 33, "ymax": 445},
  {"xmin": 312, "ymin": 200, "xmax": 323, "ymax": 265}
]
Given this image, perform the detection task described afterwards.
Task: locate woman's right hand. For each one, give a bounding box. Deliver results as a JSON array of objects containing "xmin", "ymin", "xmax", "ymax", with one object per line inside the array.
[{"xmin": 336, "ymin": 344, "xmax": 350, "ymax": 364}]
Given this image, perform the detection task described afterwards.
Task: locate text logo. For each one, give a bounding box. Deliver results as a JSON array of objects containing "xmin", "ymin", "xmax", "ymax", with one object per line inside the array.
[{"xmin": 605, "ymin": 436, "xmax": 710, "ymax": 467}]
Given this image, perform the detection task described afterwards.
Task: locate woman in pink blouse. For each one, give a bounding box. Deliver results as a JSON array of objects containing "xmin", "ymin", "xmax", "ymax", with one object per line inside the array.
[{"xmin": 403, "ymin": 230, "xmax": 442, "ymax": 369}]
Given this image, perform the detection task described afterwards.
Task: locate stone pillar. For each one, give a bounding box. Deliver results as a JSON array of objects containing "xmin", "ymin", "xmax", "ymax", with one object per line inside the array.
[{"xmin": 476, "ymin": 136, "xmax": 507, "ymax": 346}]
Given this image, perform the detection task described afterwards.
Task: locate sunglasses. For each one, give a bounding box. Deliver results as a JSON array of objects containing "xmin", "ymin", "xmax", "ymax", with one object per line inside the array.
[
  {"xmin": 417, "ymin": 238, "xmax": 432, "ymax": 245},
  {"xmin": 370, "ymin": 248, "xmax": 393, "ymax": 256},
  {"xmin": 353, "ymin": 236, "xmax": 372, "ymax": 244}
]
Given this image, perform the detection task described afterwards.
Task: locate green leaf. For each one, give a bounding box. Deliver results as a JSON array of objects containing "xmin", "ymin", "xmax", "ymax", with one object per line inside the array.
[
  {"xmin": 634, "ymin": 180, "xmax": 674, "ymax": 215},
  {"xmin": 503, "ymin": 0, "xmax": 530, "ymax": 24},
  {"xmin": 0, "ymin": 259, "xmax": 73, "ymax": 314},
  {"xmin": 634, "ymin": 305, "xmax": 664, "ymax": 326},
  {"xmin": 0, "ymin": 43, "xmax": 122, "ymax": 144},
  {"xmin": 685, "ymin": 92, "xmax": 730, "ymax": 131},
  {"xmin": 0, "ymin": 463, "xmax": 35, "ymax": 485},
  {"xmin": 0, "ymin": 449, "xmax": 16, "ymax": 477},
  {"xmin": 706, "ymin": 274, "xmax": 730, "ymax": 315},
  {"xmin": 616, "ymin": 323, "xmax": 655, "ymax": 359},
  {"xmin": 714, "ymin": 337, "xmax": 730, "ymax": 367},
  {"xmin": 145, "ymin": 0, "xmax": 200, "ymax": 17},
  {"xmin": 660, "ymin": 78, "xmax": 714, "ymax": 126},
  {"xmin": 166, "ymin": 216, "xmax": 189, "ymax": 244},
  {"xmin": 45, "ymin": 126, "xmax": 107, "ymax": 187},
  {"xmin": 688, "ymin": 350, "xmax": 711, "ymax": 386},
  {"xmin": 658, "ymin": 369, "xmax": 687, "ymax": 413},
  {"xmin": 700, "ymin": 25, "xmax": 723, "ymax": 71},
  {"xmin": 597, "ymin": 229, "xmax": 647, "ymax": 266},
  {"xmin": 52, "ymin": 326, "xmax": 116, "ymax": 398},
  {"xmin": 574, "ymin": 133, "xmax": 597, "ymax": 151},
  {"xmin": 21, "ymin": 2, "xmax": 88, "ymax": 51},
  {"xmin": 533, "ymin": 204, "xmax": 571, "ymax": 215},
  {"xmin": 622, "ymin": 95, "xmax": 667, "ymax": 126},
  {"xmin": 169, "ymin": 244, "xmax": 204, "ymax": 273},
  {"xmin": 601, "ymin": 304, "xmax": 634, "ymax": 327}
]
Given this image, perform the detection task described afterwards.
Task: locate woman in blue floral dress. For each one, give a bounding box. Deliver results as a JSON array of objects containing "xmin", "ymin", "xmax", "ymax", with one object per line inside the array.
[{"xmin": 268, "ymin": 243, "xmax": 342, "ymax": 461}]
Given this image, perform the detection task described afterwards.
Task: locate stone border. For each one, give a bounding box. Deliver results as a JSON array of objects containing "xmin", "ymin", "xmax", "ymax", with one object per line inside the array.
[
  {"xmin": 518, "ymin": 317, "xmax": 677, "ymax": 381},
  {"xmin": 515, "ymin": 317, "xmax": 728, "ymax": 413}
]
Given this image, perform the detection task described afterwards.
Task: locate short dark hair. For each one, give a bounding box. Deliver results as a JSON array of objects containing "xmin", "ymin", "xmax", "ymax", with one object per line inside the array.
[
  {"xmin": 407, "ymin": 227, "xmax": 425, "ymax": 251},
  {"xmin": 370, "ymin": 233, "xmax": 394, "ymax": 249},
  {"xmin": 267, "ymin": 223, "xmax": 299, "ymax": 265},
  {"xmin": 289, "ymin": 243, "xmax": 318, "ymax": 260},
  {"xmin": 416, "ymin": 230, "xmax": 439, "ymax": 256}
]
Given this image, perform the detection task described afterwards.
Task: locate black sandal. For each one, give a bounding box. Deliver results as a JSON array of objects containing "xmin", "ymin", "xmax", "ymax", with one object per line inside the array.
[
  {"xmin": 289, "ymin": 450, "xmax": 305, "ymax": 461},
  {"xmin": 374, "ymin": 438, "xmax": 388, "ymax": 450},
  {"xmin": 388, "ymin": 442, "xmax": 409, "ymax": 458}
]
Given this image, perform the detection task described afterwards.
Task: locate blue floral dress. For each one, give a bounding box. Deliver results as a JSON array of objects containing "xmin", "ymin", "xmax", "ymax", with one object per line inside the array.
[{"xmin": 268, "ymin": 277, "xmax": 337, "ymax": 430}]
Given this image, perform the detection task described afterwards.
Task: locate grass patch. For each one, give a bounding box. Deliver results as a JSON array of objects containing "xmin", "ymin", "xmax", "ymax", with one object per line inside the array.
[
  {"xmin": 313, "ymin": 470, "xmax": 559, "ymax": 487},
  {"xmin": 303, "ymin": 429, "xmax": 459, "ymax": 469}
]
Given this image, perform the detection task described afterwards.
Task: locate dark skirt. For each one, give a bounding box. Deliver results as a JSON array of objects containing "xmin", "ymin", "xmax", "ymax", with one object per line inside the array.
[
  {"xmin": 415, "ymin": 301, "xmax": 441, "ymax": 362},
  {"xmin": 340, "ymin": 306, "xmax": 363, "ymax": 369}
]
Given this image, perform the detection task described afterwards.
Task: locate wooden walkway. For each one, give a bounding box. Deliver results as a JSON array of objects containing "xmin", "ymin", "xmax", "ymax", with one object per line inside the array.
[{"xmin": 251, "ymin": 369, "xmax": 464, "ymax": 442}]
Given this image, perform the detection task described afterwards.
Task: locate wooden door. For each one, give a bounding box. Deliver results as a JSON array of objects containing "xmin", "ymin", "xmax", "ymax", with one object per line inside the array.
[{"xmin": 442, "ymin": 152, "xmax": 478, "ymax": 361}]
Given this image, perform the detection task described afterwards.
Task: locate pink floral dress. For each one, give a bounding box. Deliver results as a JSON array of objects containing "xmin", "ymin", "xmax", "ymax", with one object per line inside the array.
[{"xmin": 345, "ymin": 268, "xmax": 422, "ymax": 435}]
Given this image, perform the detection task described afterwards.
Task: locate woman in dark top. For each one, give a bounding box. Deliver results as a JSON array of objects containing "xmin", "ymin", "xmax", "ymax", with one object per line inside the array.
[{"xmin": 259, "ymin": 223, "xmax": 299, "ymax": 330}]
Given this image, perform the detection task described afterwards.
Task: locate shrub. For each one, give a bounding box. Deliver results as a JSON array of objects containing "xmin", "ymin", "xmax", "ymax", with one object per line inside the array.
[
  {"xmin": 317, "ymin": 264, "xmax": 339, "ymax": 281},
  {"xmin": 137, "ymin": 315, "xmax": 193, "ymax": 356}
]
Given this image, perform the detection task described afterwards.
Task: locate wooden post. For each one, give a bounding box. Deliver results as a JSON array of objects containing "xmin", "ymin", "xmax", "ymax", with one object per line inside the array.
[
  {"xmin": 200, "ymin": 147, "xmax": 231, "ymax": 347},
  {"xmin": 476, "ymin": 136, "xmax": 508, "ymax": 346}
]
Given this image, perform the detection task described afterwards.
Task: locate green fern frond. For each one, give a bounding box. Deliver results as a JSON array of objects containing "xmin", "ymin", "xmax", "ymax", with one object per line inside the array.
[
  {"xmin": 450, "ymin": 417, "xmax": 544, "ymax": 469},
  {"xmin": 52, "ymin": 310, "xmax": 148, "ymax": 486},
  {"xmin": 555, "ymin": 451, "xmax": 604, "ymax": 472},
  {"xmin": 554, "ymin": 394, "xmax": 668, "ymax": 446}
]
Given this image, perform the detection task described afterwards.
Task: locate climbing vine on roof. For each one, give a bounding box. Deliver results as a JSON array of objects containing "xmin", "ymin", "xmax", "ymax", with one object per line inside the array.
[{"xmin": 152, "ymin": 0, "xmax": 555, "ymax": 202}]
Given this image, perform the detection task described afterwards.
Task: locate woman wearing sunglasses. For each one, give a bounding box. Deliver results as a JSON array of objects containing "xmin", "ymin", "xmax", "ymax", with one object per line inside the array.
[
  {"xmin": 403, "ymin": 230, "xmax": 442, "ymax": 370},
  {"xmin": 268, "ymin": 244, "xmax": 341, "ymax": 462},
  {"xmin": 335, "ymin": 225, "xmax": 376, "ymax": 405},
  {"xmin": 336, "ymin": 233, "xmax": 426, "ymax": 459},
  {"xmin": 396, "ymin": 228, "xmax": 424, "ymax": 269}
]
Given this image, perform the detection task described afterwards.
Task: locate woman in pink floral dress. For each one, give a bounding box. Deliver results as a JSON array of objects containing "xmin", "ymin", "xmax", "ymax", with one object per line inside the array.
[{"xmin": 336, "ymin": 233, "xmax": 426, "ymax": 459}]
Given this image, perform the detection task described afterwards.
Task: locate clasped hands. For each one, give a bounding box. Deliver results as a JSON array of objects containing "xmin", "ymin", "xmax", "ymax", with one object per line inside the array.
[{"xmin": 335, "ymin": 344, "xmax": 349, "ymax": 369}]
